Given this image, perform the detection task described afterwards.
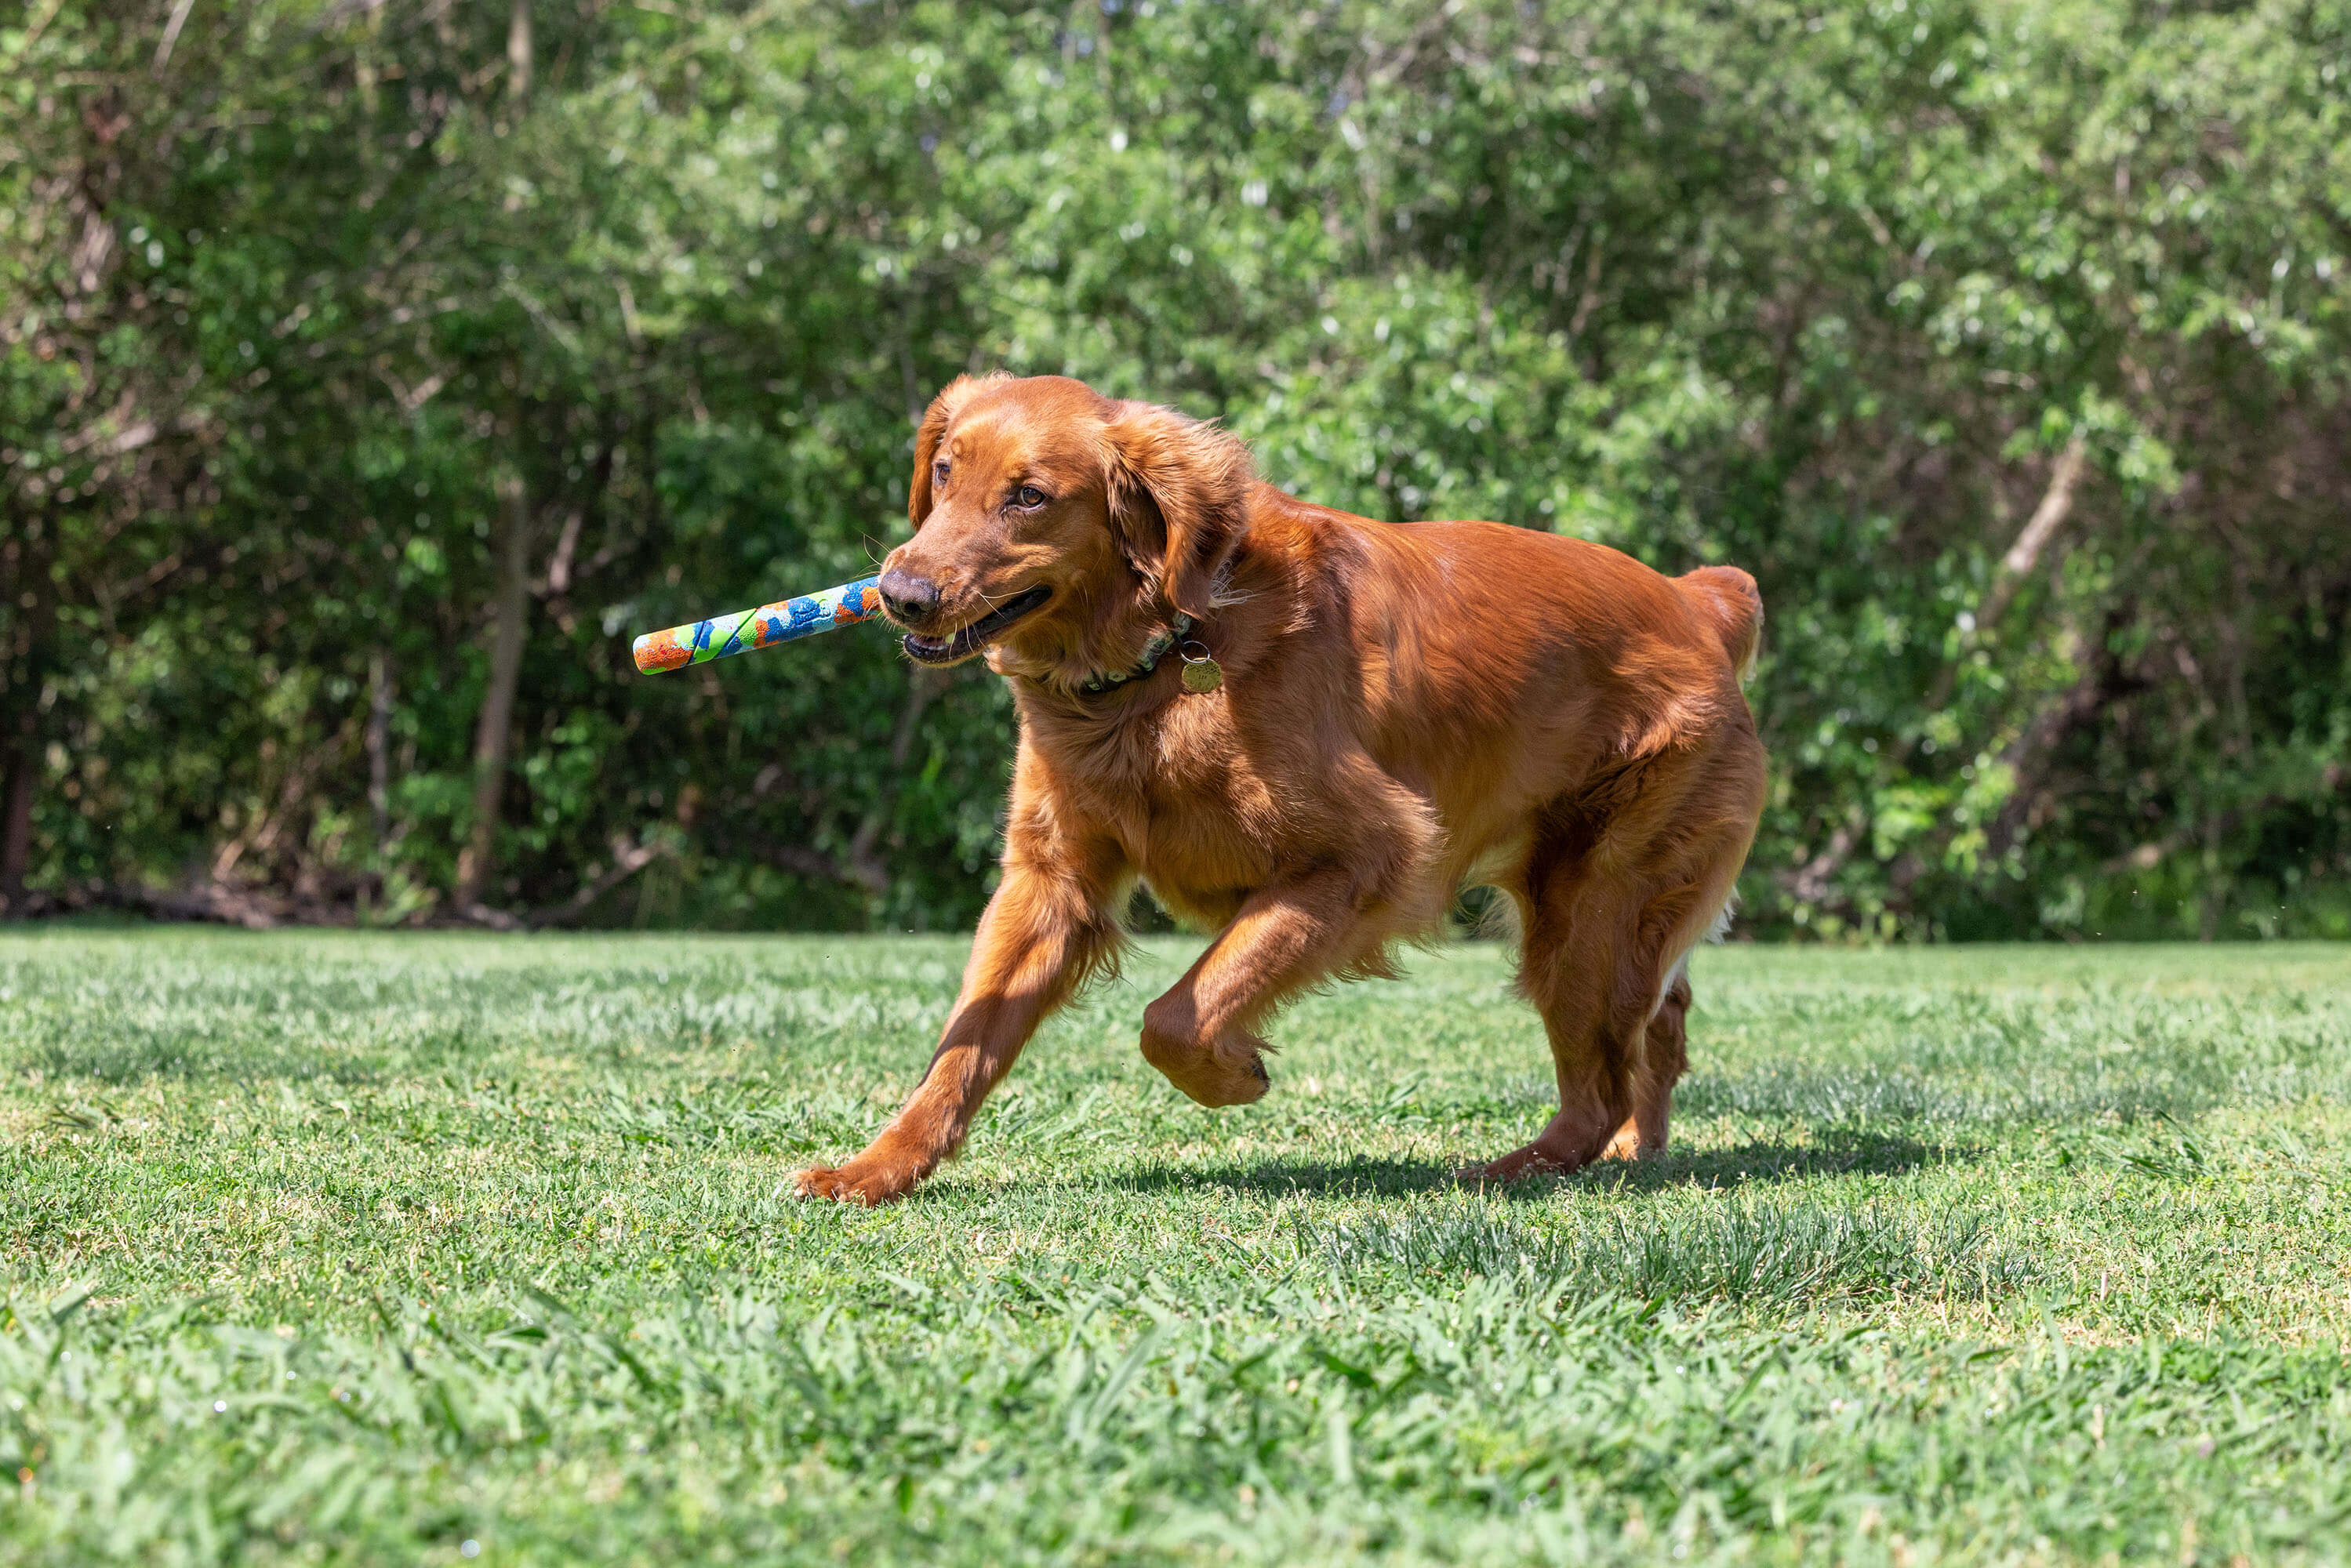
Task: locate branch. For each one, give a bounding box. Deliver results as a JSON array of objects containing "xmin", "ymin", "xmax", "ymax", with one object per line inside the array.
[
  {"xmin": 2098, "ymin": 767, "xmax": 2345, "ymax": 877},
  {"xmin": 153, "ymin": 0, "xmax": 198, "ymax": 76},
  {"xmin": 1779, "ymin": 437, "xmax": 2098, "ymax": 907},
  {"xmin": 1985, "ymin": 634, "xmax": 2149, "ymax": 858},
  {"xmin": 527, "ymin": 835, "xmax": 670, "ymax": 928},
  {"xmin": 38, "ymin": 880, "xmax": 288, "ymax": 930},
  {"xmin": 1978, "ymin": 435, "xmax": 2089, "ymax": 632},
  {"xmin": 771, "ymin": 841, "xmax": 888, "ymax": 898},
  {"xmin": 100, "ymin": 419, "xmax": 157, "ymax": 456},
  {"xmin": 1783, "ymin": 821, "xmax": 1861, "ymax": 907},
  {"xmin": 20, "ymin": 0, "xmax": 64, "ymax": 51},
  {"xmin": 1924, "ymin": 434, "xmax": 2093, "ymax": 713},
  {"xmin": 56, "ymin": 394, "xmax": 143, "ymax": 456}
]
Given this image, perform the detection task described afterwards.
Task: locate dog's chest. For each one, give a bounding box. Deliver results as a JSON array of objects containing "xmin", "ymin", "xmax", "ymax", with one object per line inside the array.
[{"xmin": 1045, "ymin": 698, "xmax": 1288, "ymax": 893}]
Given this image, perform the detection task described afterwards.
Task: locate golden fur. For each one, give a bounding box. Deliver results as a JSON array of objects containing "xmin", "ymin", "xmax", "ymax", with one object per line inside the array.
[{"xmin": 794, "ymin": 374, "xmax": 1767, "ymax": 1204}]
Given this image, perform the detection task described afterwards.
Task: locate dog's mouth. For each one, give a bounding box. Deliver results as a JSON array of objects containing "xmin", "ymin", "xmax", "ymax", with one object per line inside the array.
[{"xmin": 900, "ymin": 586, "xmax": 1053, "ymax": 665}]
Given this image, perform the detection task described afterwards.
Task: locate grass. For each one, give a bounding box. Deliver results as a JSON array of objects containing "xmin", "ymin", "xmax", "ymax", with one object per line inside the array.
[{"xmin": 2, "ymin": 931, "xmax": 2349, "ymax": 1565}]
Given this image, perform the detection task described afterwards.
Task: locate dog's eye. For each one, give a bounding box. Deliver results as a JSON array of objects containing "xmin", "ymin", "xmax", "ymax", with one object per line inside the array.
[
  {"xmin": 1012, "ymin": 484, "xmax": 1048, "ymax": 509},
  {"xmin": 932, "ymin": 460, "xmax": 950, "ymax": 491}
]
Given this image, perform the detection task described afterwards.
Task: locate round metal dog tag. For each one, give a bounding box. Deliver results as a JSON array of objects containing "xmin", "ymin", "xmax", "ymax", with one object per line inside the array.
[{"xmin": 1181, "ymin": 657, "xmax": 1224, "ymax": 694}]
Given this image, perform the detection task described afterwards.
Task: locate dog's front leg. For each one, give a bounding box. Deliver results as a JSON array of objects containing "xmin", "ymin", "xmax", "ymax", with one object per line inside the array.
[
  {"xmin": 1140, "ymin": 866, "xmax": 1396, "ymax": 1108},
  {"xmin": 794, "ymin": 846, "xmax": 1124, "ymax": 1205}
]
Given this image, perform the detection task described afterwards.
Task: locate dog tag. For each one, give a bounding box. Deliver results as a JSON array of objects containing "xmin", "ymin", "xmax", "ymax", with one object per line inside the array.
[{"xmin": 1181, "ymin": 657, "xmax": 1223, "ymax": 694}]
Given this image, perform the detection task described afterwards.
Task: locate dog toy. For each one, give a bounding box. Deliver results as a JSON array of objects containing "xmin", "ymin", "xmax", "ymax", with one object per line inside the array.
[{"xmin": 632, "ymin": 577, "xmax": 883, "ymax": 673}]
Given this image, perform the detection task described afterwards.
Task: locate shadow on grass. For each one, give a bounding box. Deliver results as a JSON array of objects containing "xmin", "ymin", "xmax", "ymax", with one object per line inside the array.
[
  {"xmin": 1566, "ymin": 1131, "xmax": 1975, "ymax": 1193},
  {"xmin": 35, "ymin": 1036, "xmax": 394, "ymax": 1087},
  {"xmin": 1110, "ymin": 1130, "xmax": 1973, "ymax": 1200}
]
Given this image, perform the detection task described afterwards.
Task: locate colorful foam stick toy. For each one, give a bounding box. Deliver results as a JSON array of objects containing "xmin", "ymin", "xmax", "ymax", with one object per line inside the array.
[{"xmin": 631, "ymin": 576, "xmax": 883, "ymax": 674}]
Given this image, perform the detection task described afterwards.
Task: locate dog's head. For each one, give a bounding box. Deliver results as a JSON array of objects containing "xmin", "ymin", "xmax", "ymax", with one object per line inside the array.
[{"xmin": 876, "ymin": 374, "xmax": 1252, "ymax": 682}]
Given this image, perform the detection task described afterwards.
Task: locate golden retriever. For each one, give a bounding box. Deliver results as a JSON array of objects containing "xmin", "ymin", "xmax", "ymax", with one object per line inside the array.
[{"xmin": 793, "ymin": 373, "xmax": 1765, "ymax": 1204}]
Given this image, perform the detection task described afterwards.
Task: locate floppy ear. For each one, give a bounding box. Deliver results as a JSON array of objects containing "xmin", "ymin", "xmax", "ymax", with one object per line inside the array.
[
  {"xmin": 1102, "ymin": 402, "xmax": 1254, "ymax": 619},
  {"xmin": 907, "ymin": 372, "xmax": 1009, "ymax": 528}
]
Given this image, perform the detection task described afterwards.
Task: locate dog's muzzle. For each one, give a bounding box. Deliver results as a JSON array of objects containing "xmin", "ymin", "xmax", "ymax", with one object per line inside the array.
[{"xmin": 900, "ymin": 586, "xmax": 1053, "ymax": 665}]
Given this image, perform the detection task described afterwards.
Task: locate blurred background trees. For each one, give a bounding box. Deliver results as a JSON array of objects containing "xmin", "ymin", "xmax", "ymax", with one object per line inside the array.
[{"xmin": 2, "ymin": 0, "xmax": 2346, "ymax": 939}]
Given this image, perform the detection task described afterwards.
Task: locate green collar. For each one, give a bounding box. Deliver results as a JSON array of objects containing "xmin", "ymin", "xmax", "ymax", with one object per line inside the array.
[{"xmin": 1077, "ymin": 611, "xmax": 1195, "ymax": 696}]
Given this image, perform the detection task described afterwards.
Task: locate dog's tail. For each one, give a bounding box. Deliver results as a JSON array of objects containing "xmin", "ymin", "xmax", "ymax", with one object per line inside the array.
[{"xmin": 1677, "ymin": 565, "xmax": 1762, "ymax": 683}]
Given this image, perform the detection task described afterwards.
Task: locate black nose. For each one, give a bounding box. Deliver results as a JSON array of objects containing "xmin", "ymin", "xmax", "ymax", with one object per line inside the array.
[{"xmin": 878, "ymin": 568, "xmax": 940, "ymax": 626}]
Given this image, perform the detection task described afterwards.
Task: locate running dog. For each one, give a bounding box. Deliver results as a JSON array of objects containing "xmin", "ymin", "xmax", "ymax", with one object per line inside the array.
[{"xmin": 794, "ymin": 373, "xmax": 1765, "ymax": 1204}]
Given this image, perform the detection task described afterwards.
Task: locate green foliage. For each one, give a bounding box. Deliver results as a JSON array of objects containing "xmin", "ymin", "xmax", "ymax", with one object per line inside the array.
[
  {"xmin": 4, "ymin": 932, "xmax": 2351, "ymax": 1562},
  {"xmin": 2, "ymin": 0, "xmax": 2347, "ymax": 935}
]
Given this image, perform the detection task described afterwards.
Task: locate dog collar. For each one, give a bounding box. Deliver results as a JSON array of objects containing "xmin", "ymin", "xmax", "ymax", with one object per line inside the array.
[
  {"xmin": 1068, "ymin": 560, "xmax": 1237, "ymax": 698},
  {"xmin": 1077, "ymin": 612, "xmax": 1194, "ymax": 695}
]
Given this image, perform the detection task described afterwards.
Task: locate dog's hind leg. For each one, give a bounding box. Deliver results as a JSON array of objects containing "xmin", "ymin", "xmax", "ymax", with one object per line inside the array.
[
  {"xmin": 1472, "ymin": 724, "xmax": 1762, "ymax": 1184},
  {"xmin": 1461, "ymin": 851, "xmax": 1689, "ymax": 1183},
  {"xmin": 1601, "ymin": 962, "xmax": 1691, "ymax": 1160},
  {"xmin": 1464, "ymin": 797, "xmax": 1750, "ymax": 1184},
  {"xmin": 1603, "ymin": 876, "xmax": 1739, "ymax": 1159}
]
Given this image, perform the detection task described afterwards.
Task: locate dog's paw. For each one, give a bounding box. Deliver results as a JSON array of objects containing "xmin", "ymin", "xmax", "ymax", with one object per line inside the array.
[
  {"xmin": 1185, "ymin": 1049, "xmax": 1271, "ymax": 1108},
  {"xmin": 1452, "ymin": 1146, "xmax": 1571, "ymax": 1187},
  {"xmin": 1599, "ymin": 1116, "xmax": 1672, "ymax": 1162},
  {"xmin": 1142, "ymin": 1029, "xmax": 1273, "ymax": 1109},
  {"xmin": 791, "ymin": 1163, "xmax": 908, "ymax": 1206}
]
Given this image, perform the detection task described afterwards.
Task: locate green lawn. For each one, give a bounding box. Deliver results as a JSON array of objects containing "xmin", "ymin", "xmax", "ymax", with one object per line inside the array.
[{"xmin": 3, "ymin": 932, "xmax": 2349, "ymax": 1565}]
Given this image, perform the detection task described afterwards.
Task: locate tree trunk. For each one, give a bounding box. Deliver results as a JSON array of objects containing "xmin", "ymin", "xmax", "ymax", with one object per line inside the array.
[
  {"xmin": 0, "ymin": 718, "xmax": 39, "ymax": 917},
  {"xmin": 0, "ymin": 517, "xmax": 56, "ymax": 918},
  {"xmin": 449, "ymin": 0, "xmax": 541, "ymax": 914},
  {"xmin": 507, "ymin": 0, "xmax": 532, "ymax": 103},
  {"xmin": 366, "ymin": 647, "xmax": 394, "ymax": 851},
  {"xmin": 453, "ymin": 473, "xmax": 532, "ymax": 909}
]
